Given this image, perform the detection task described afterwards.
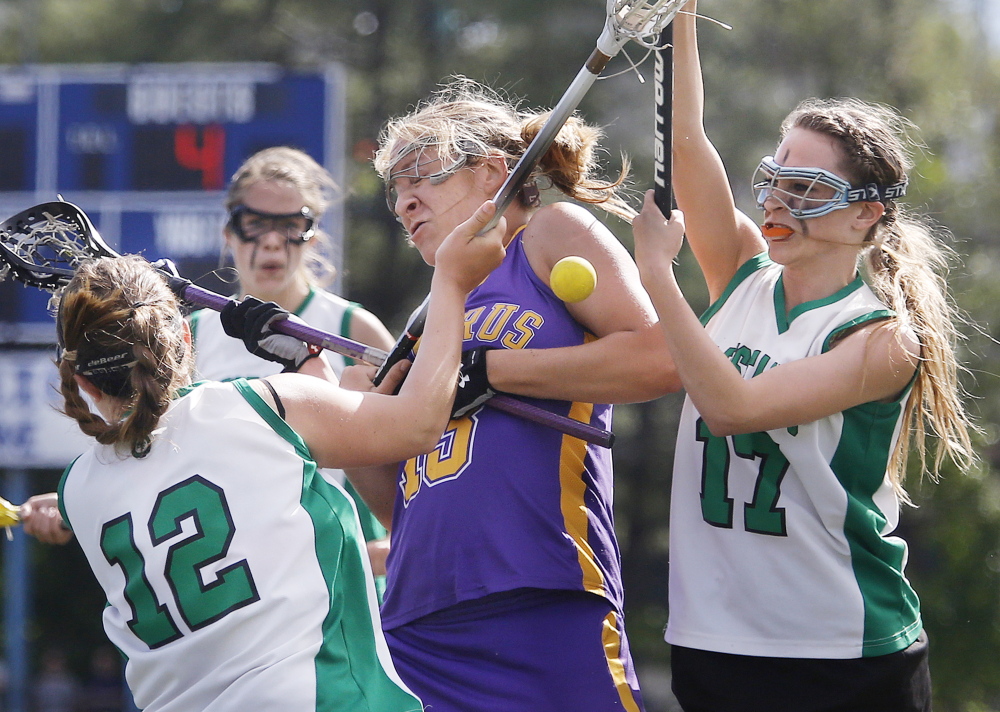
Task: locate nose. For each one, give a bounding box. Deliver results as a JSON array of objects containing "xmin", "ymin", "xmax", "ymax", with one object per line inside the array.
[
  {"xmin": 257, "ymin": 227, "xmax": 288, "ymax": 250},
  {"xmin": 394, "ymin": 188, "xmax": 419, "ymax": 222},
  {"xmin": 760, "ymin": 190, "xmax": 784, "ymax": 212}
]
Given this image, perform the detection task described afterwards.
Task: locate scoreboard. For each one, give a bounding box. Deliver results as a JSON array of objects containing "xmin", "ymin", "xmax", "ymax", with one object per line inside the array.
[{"xmin": 0, "ymin": 62, "xmax": 346, "ymax": 343}]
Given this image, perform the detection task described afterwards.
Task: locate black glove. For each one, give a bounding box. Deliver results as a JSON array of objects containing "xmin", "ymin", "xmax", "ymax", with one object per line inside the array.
[
  {"xmin": 220, "ymin": 296, "xmax": 321, "ymax": 372},
  {"xmin": 451, "ymin": 346, "xmax": 495, "ymax": 419}
]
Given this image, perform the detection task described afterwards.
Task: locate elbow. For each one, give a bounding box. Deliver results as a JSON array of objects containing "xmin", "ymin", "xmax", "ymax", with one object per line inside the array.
[
  {"xmin": 413, "ymin": 425, "xmax": 447, "ymax": 455},
  {"xmin": 700, "ymin": 415, "xmax": 738, "ymax": 439},
  {"xmin": 698, "ymin": 407, "xmax": 755, "ymax": 438},
  {"xmin": 403, "ymin": 412, "xmax": 451, "ymax": 456},
  {"xmin": 634, "ymin": 368, "xmax": 682, "ymax": 402},
  {"xmin": 630, "ymin": 355, "xmax": 683, "ymax": 401},
  {"xmin": 653, "ymin": 365, "xmax": 683, "ymax": 397}
]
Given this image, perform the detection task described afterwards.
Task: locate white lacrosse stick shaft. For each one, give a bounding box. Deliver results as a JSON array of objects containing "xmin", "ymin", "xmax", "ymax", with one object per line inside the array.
[{"xmin": 479, "ymin": 0, "xmax": 683, "ymax": 234}]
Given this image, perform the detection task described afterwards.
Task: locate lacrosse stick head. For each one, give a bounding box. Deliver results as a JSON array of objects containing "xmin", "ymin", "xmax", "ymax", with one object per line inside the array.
[
  {"xmin": 597, "ymin": 0, "xmax": 687, "ymax": 56},
  {"xmin": 0, "ymin": 201, "xmax": 118, "ymax": 292}
]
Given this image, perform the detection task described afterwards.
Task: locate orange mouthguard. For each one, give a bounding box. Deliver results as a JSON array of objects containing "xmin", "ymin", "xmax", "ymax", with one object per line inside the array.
[{"xmin": 761, "ymin": 224, "xmax": 794, "ymax": 238}]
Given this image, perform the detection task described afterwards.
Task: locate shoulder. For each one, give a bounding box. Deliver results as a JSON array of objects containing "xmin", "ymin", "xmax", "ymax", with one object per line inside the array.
[
  {"xmin": 828, "ymin": 317, "xmax": 920, "ymax": 399},
  {"xmin": 305, "ymin": 289, "xmax": 393, "ymax": 350},
  {"xmin": 522, "ymin": 201, "xmax": 626, "ymax": 272},
  {"xmin": 307, "ymin": 288, "xmax": 350, "ymax": 307},
  {"xmin": 524, "ymin": 202, "xmax": 612, "ymax": 244},
  {"xmin": 347, "ymin": 307, "xmax": 394, "ymax": 350},
  {"xmin": 301, "ymin": 289, "xmax": 351, "ymax": 317}
]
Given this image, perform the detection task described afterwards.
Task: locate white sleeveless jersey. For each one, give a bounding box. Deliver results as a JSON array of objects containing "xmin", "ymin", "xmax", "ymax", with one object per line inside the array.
[
  {"xmin": 189, "ymin": 288, "xmax": 357, "ymax": 382},
  {"xmin": 58, "ymin": 380, "xmax": 421, "ymax": 712},
  {"xmin": 667, "ymin": 255, "xmax": 920, "ymax": 660}
]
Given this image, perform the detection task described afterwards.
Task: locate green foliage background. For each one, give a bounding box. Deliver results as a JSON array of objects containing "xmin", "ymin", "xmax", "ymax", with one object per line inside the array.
[{"xmin": 2, "ymin": 0, "xmax": 999, "ymax": 709}]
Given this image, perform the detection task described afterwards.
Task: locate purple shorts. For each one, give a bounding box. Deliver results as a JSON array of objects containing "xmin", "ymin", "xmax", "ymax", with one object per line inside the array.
[{"xmin": 385, "ymin": 588, "xmax": 645, "ymax": 712}]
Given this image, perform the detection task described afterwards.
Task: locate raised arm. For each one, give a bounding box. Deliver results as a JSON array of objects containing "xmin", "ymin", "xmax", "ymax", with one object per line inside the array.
[
  {"xmin": 273, "ymin": 201, "xmax": 506, "ymax": 468},
  {"xmin": 673, "ymin": 0, "xmax": 766, "ymax": 299},
  {"xmin": 633, "ymin": 197, "xmax": 918, "ymax": 436}
]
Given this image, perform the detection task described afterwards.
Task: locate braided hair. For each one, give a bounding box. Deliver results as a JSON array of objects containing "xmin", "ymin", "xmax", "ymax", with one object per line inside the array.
[{"xmin": 56, "ymin": 255, "xmax": 193, "ymax": 457}]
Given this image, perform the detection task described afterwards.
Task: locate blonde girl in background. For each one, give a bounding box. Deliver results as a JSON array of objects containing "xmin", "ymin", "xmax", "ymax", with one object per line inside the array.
[{"xmin": 187, "ymin": 146, "xmax": 395, "ymax": 586}]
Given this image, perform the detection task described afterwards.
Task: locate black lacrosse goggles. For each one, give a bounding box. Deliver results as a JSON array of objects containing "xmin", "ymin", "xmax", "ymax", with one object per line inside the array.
[
  {"xmin": 228, "ymin": 205, "xmax": 316, "ymax": 245},
  {"xmin": 752, "ymin": 156, "xmax": 908, "ymax": 220}
]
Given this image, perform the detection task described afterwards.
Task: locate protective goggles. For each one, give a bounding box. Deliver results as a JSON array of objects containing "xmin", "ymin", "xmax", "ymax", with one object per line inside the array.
[
  {"xmin": 228, "ymin": 205, "xmax": 315, "ymax": 244},
  {"xmin": 384, "ymin": 142, "xmax": 471, "ymax": 215},
  {"xmin": 752, "ymin": 156, "xmax": 907, "ymax": 219}
]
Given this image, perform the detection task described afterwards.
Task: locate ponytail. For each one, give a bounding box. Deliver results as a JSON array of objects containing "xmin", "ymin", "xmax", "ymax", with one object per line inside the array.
[
  {"xmin": 863, "ymin": 212, "xmax": 976, "ymax": 493},
  {"xmin": 785, "ymin": 97, "xmax": 976, "ymax": 494},
  {"xmin": 374, "ymin": 76, "xmax": 635, "ymax": 223}
]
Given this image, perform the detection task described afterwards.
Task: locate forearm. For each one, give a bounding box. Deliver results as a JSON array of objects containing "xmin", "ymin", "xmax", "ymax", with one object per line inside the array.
[
  {"xmin": 671, "ymin": 2, "xmax": 764, "ymax": 292},
  {"xmin": 343, "ymin": 463, "xmax": 398, "ymax": 529},
  {"xmin": 640, "ymin": 263, "xmax": 753, "ymax": 435},
  {"xmin": 486, "ymin": 324, "xmax": 679, "ymax": 404}
]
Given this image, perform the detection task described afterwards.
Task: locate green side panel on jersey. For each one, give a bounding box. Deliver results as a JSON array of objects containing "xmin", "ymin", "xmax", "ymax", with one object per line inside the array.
[
  {"xmin": 830, "ymin": 397, "xmax": 922, "ymax": 657},
  {"xmin": 235, "ymin": 379, "xmax": 419, "ymax": 711},
  {"xmin": 57, "ymin": 456, "xmax": 81, "ymax": 533},
  {"xmin": 303, "ymin": 466, "xmax": 421, "ymax": 711},
  {"xmin": 343, "ymin": 478, "xmax": 387, "ymax": 602},
  {"xmin": 699, "ymin": 253, "xmax": 771, "ymax": 326}
]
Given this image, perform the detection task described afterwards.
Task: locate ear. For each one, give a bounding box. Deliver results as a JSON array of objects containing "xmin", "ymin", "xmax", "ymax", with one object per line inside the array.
[
  {"xmin": 477, "ymin": 153, "xmax": 509, "ymax": 196},
  {"xmin": 854, "ymin": 201, "xmax": 886, "ymax": 232},
  {"xmin": 223, "ymin": 224, "xmax": 239, "ymax": 250}
]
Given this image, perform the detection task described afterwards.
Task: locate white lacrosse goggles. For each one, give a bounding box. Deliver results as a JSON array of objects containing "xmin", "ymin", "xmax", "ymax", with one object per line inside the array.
[
  {"xmin": 752, "ymin": 156, "xmax": 907, "ymax": 219},
  {"xmin": 384, "ymin": 140, "xmax": 470, "ymax": 216}
]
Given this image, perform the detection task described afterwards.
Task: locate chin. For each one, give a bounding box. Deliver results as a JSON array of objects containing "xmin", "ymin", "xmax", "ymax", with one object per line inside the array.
[{"xmin": 765, "ymin": 243, "xmax": 794, "ymax": 265}]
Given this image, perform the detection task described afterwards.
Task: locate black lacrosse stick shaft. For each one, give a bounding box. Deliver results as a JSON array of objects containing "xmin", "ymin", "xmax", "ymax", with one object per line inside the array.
[
  {"xmin": 372, "ymin": 296, "xmax": 428, "ymax": 387},
  {"xmin": 654, "ymin": 23, "xmax": 674, "ymax": 212}
]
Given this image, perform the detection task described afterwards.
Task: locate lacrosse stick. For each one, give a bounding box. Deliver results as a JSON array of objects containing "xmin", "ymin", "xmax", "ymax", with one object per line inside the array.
[
  {"xmin": 373, "ymin": 0, "xmax": 687, "ymax": 387},
  {"xmin": 653, "ymin": 22, "xmax": 674, "ymax": 212},
  {"xmin": 0, "ymin": 201, "xmax": 614, "ymax": 448}
]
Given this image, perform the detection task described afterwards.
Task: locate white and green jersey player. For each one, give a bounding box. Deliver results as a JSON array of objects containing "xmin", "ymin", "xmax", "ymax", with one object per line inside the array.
[
  {"xmin": 59, "ymin": 380, "xmax": 421, "ymax": 712},
  {"xmin": 189, "ymin": 287, "xmax": 390, "ymax": 599},
  {"xmin": 667, "ymin": 254, "xmax": 920, "ymax": 659}
]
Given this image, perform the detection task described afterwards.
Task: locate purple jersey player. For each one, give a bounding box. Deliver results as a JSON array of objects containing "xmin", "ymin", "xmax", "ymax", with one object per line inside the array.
[{"xmin": 347, "ymin": 78, "xmax": 679, "ymax": 712}]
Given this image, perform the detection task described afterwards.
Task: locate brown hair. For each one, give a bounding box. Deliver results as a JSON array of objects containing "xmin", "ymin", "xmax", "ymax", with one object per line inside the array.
[
  {"xmin": 57, "ymin": 255, "xmax": 193, "ymax": 457},
  {"xmin": 225, "ymin": 146, "xmax": 339, "ymax": 287},
  {"xmin": 373, "ymin": 77, "xmax": 635, "ymax": 222},
  {"xmin": 783, "ymin": 98, "xmax": 975, "ymax": 492}
]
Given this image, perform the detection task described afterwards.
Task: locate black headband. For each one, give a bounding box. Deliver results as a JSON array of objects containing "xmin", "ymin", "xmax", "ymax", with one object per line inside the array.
[{"xmin": 76, "ymin": 348, "xmax": 136, "ymax": 398}]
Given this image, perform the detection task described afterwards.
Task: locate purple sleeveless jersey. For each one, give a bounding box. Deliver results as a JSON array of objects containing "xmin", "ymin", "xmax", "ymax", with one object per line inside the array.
[{"xmin": 381, "ymin": 228, "xmax": 622, "ymax": 630}]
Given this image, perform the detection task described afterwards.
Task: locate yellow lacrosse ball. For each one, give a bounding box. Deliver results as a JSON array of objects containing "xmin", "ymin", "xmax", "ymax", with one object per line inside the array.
[{"xmin": 550, "ymin": 256, "xmax": 597, "ymax": 303}]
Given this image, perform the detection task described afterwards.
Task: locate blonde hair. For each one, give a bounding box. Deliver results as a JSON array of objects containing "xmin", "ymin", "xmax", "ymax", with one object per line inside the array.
[
  {"xmin": 225, "ymin": 146, "xmax": 339, "ymax": 287},
  {"xmin": 56, "ymin": 256, "xmax": 193, "ymax": 458},
  {"xmin": 783, "ymin": 98, "xmax": 975, "ymax": 492},
  {"xmin": 373, "ymin": 77, "xmax": 635, "ymax": 222}
]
